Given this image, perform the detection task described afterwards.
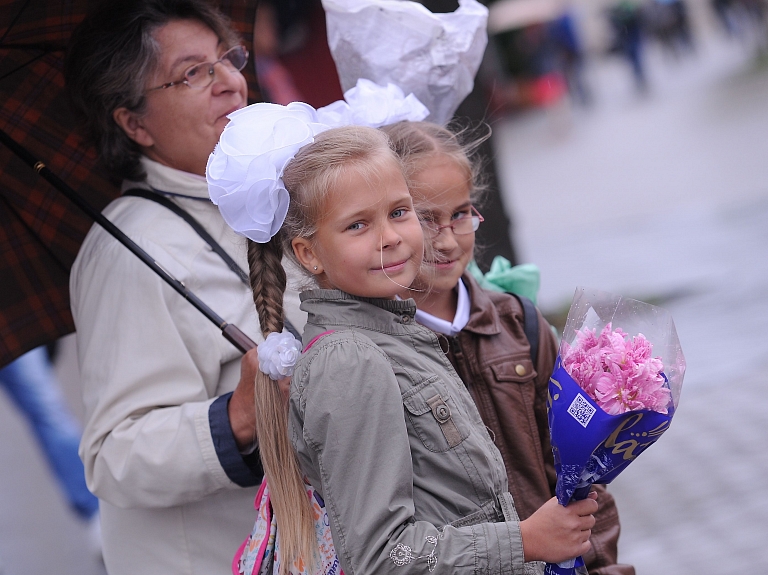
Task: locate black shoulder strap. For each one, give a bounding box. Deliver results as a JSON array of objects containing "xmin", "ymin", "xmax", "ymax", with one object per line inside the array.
[
  {"xmin": 123, "ymin": 188, "xmax": 301, "ymax": 339},
  {"xmin": 511, "ymin": 293, "xmax": 539, "ymax": 365},
  {"xmin": 124, "ymin": 188, "xmax": 250, "ymax": 285}
]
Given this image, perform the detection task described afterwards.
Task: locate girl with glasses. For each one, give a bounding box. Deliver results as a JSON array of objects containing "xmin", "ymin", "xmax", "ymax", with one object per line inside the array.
[{"xmin": 382, "ymin": 121, "xmax": 634, "ymax": 575}]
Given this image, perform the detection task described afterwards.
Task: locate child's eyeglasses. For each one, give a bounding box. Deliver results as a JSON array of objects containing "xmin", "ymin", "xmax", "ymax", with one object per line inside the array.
[
  {"xmin": 422, "ymin": 206, "xmax": 484, "ymax": 237},
  {"xmin": 146, "ymin": 45, "xmax": 249, "ymax": 92}
]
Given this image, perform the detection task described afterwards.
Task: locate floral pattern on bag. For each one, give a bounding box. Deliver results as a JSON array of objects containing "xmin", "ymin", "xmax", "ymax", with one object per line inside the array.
[{"xmin": 233, "ymin": 480, "xmax": 343, "ymax": 575}]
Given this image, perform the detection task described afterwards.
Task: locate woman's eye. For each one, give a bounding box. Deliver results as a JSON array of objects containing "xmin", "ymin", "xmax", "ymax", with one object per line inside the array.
[
  {"xmin": 451, "ymin": 210, "xmax": 470, "ymax": 221},
  {"xmin": 186, "ymin": 65, "xmax": 200, "ymax": 79}
]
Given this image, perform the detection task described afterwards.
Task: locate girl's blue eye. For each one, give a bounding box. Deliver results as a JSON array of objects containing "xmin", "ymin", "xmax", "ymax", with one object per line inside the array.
[
  {"xmin": 391, "ymin": 208, "xmax": 407, "ymax": 219},
  {"xmin": 347, "ymin": 222, "xmax": 364, "ymax": 231}
]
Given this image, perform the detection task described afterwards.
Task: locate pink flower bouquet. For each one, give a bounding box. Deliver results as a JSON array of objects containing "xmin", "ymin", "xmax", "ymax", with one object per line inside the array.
[{"xmin": 545, "ymin": 287, "xmax": 685, "ymax": 575}]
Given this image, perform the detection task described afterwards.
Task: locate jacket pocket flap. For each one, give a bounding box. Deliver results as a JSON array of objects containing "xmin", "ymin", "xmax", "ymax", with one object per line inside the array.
[
  {"xmin": 402, "ymin": 378, "xmax": 441, "ymax": 415},
  {"xmin": 491, "ymin": 359, "xmax": 535, "ymax": 383}
]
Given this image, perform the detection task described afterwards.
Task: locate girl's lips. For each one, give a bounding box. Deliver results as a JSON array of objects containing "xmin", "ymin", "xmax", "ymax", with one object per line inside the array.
[
  {"xmin": 374, "ymin": 259, "xmax": 409, "ymax": 273},
  {"xmin": 426, "ymin": 259, "xmax": 457, "ymax": 270}
]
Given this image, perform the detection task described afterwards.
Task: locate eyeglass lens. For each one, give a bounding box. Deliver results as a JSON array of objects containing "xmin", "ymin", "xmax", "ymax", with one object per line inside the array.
[
  {"xmin": 425, "ymin": 214, "xmax": 481, "ymax": 236},
  {"xmin": 185, "ymin": 46, "xmax": 248, "ymax": 88}
]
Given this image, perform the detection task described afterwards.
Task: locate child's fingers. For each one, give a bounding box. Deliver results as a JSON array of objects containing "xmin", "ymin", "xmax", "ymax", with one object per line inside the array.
[{"xmin": 568, "ymin": 497, "xmax": 599, "ymax": 516}]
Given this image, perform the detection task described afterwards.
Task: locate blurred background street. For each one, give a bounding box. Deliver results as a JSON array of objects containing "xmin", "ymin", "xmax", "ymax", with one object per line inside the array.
[{"xmin": 2, "ymin": 0, "xmax": 767, "ymax": 573}]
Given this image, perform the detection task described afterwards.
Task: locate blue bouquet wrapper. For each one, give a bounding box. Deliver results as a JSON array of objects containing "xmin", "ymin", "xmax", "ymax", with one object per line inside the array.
[
  {"xmin": 548, "ymin": 357, "xmax": 675, "ymax": 505},
  {"xmin": 544, "ymin": 287, "xmax": 685, "ymax": 575}
]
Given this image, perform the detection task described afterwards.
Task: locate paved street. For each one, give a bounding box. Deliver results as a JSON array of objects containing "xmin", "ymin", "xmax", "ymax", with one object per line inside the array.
[
  {"xmin": 493, "ymin": 26, "xmax": 768, "ymax": 575},
  {"xmin": 1, "ymin": 13, "xmax": 767, "ymax": 575}
]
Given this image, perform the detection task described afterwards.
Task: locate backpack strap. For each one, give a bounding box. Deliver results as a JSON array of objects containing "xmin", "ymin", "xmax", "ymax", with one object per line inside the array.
[
  {"xmin": 302, "ymin": 330, "xmax": 336, "ymax": 353},
  {"xmin": 511, "ymin": 293, "xmax": 539, "ymax": 365},
  {"xmin": 123, "ymin": 188, "xmax": 301, "ymax": 340}
]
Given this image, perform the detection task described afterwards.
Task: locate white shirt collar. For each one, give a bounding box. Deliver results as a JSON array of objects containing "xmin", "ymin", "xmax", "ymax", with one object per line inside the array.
[
  {"xmin": 121, "ymin": 156, "xmax": 210, "ymax": 199},
  {"xmin": 414, "ymin": 278, "xmax": 470, "ymax": 337}
]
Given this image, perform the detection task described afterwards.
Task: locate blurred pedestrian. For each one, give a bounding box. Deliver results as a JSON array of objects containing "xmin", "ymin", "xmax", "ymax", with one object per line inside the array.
[
  {"xmin": 607, "ymin": 0, "xmax": 648, "ymax": 92},
  {"xmin": 0, "ymin": 346, "xmax": 100, "ymax": 544},
  {"xmin": 252, "ymin": 0, "xmax": 304, "ymax": 105}
]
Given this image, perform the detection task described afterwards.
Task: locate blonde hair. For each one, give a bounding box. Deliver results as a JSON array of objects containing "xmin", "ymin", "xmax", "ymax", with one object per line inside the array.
[
  {"xmin": 381, "ymin": 120, "xmax": 489, "ymax": 207},
  {"xmin": 247, "ymin": 125, "xmax": 402, "ymax": 573}
]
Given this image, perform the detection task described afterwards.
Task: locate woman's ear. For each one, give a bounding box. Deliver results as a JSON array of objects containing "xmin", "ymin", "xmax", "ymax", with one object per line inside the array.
[
  {"xmin": 291, "ymin": 237, "xmax": 323, "ymax": 275},
  {"xmin": 113, "ymin": 107, "xmax": 154, "ymax": 148}
]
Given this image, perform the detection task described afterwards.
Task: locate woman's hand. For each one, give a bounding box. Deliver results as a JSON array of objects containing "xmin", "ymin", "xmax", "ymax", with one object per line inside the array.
[
  {"xmin": 228, "ymin": 348, "xmax": 291, "ymax": 451},
  {"xmin": 228, "ymin": 348, "xmax": 259, "ymax": 450},
  {"xmin": 520, "ymin": 491, "xmax": 598, "ymax": 564}
]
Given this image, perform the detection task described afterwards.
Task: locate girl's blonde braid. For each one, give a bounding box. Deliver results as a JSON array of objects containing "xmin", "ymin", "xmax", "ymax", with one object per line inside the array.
[{"xmin": 247, "ymin": 236, "xmax": 316, "ymax": 574}]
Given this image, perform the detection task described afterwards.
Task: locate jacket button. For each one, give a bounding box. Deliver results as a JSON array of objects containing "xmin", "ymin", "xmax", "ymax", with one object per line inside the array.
[
  {"xmin": 515, "ymin": 364, "xmax": 526, "ymax": 376},
  {"xmin": 435, "ymin": 404, "xmax": 451, "ymax": 422},
  {"xmin": 401, "ymin": 315, "xmax": 411, "ymax": 323}
]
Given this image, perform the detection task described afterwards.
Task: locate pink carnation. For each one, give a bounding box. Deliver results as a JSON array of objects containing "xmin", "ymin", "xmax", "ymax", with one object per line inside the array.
[{"xmin": 561, "ymin": 323, "xmax": 671, "ymax": 415}]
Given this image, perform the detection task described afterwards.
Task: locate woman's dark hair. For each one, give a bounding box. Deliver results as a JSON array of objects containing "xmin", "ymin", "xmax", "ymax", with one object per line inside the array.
[{"xmin": 65, "ymin": 0, "xmax": 240, "ymax": 181}]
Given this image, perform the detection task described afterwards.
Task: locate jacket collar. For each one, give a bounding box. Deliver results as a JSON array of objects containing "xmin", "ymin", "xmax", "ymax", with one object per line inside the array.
[
  {"xmin": 121, "ymin": 156, "xmax": 210, "ymax": 199},
  {"xmin": 300, "ymin": 289, "xmax": 418, "ymax": 334},
  {"xmin": 461, "ymin": 273, "xmax": 503, "ymax": 336}
]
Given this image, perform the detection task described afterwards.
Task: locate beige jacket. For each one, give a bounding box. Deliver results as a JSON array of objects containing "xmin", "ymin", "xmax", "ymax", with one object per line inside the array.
[
  {"xmin": 71, "ymin": 158, "xmax": 306, "ymax": 575},
  {"xmin": 290, "ymin": 290, "xmax": 543, "ymax": 575}
]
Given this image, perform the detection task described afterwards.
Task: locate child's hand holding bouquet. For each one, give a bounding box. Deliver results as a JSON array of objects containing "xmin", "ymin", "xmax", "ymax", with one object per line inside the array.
[{"xmin": 545, "ymin": 288, "xmax": 685, "ymax": 575}]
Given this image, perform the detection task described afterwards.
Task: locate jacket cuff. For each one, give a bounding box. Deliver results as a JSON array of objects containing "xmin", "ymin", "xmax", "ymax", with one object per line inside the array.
[
  {"xmin": 208, "ymin": 393, "xmax": 263, "ymax": 486},
  {"xmin": 472, "ymin": 519, "xmax": 527, "ymax": 575}
]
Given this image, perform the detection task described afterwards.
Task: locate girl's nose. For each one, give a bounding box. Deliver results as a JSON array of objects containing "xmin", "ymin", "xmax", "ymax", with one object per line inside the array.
[
  {"xmin": 379, "ymin": 221, "xmax": 402, "ymax": 250},
  {"xmin": 432, "ymin": 227, "xmax": 459, "ymax": 252}
]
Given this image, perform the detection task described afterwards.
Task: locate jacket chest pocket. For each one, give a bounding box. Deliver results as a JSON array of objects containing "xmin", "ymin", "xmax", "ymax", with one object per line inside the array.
[{"xmin": 402, "ymin": 378, "xmax": 470, "ymax": 453}]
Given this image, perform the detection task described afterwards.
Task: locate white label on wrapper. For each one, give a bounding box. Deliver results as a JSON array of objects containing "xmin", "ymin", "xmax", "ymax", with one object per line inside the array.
[{"xmin": 568, "ymin": 394, "xmax": 596, "ymax": 428}]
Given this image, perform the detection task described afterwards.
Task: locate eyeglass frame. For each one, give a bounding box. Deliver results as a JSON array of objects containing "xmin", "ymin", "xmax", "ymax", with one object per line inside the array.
[
  {"xmin": 146, "ymin": 45, "xmax": 249, "ymax": 92},
  {"xmin": 422, "ymin": 206, "xmax": 484, "ymax": 237}
]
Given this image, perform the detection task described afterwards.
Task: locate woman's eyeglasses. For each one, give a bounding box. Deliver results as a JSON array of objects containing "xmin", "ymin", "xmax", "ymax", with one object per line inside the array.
[
  {"xmin": 147, "ymin": 45, "xmax": 249, "ymax": 92},
  {"xmin": 422, "ymin": 206, "xmax": 484, "ymax": 237}
]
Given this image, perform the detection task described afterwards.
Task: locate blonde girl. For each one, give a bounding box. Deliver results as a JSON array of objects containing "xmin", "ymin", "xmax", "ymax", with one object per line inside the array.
[
  {"xmin": 382, "ymin": 121, "xmax": 632, "ymax": 575},
  {"xmin": 207, "ymin": 98, "xmax": 598, "ymax": 575}
]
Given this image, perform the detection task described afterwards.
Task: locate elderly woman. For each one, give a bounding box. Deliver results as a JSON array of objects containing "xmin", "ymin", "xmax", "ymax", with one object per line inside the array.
[{"xmin": 64, "ymin": 1, "xmax": 305, "ymax": 573}]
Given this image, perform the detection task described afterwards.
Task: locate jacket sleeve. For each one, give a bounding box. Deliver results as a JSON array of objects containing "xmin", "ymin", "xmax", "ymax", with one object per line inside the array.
[
  {"xmin": 71, "ymin": 229, "xmax": 262, "ymax": 508},
  {"xmin": 291, "ymin": 334, "xmax": 531, "ymax": 575},
  {"xmin": 532, "ymin": 312, "xmax": 635, "ymax": 575}
]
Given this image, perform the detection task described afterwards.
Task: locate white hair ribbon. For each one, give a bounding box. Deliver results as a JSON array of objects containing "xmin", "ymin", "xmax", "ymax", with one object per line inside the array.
[{"xmin": 206, "ymin": 79, "xmax": 428, "ymax": 243}]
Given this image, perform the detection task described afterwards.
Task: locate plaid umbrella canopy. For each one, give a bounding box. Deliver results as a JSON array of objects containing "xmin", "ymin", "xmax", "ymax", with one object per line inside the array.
[{"xmin": 0, "ymin": 0, "xmax": 262, "ymax": 368}]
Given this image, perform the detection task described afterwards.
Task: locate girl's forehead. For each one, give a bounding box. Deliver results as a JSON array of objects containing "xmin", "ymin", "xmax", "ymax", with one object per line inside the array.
[
  {"xmin": 320, "ymin": 156, "xmax": 409, "ymax": 213},
  {"xmin": 411, "ymin": 156, "xmax": 471, "ymax": 205}
]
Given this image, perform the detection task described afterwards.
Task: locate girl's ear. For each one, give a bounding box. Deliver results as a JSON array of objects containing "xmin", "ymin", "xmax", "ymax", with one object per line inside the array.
[{"xmin": 292, "ymin": 237, "xmax": 323, "ymax": 275}]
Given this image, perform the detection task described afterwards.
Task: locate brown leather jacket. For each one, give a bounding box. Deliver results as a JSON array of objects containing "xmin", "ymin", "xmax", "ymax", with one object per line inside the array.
[{"xmin": 440, "ymin": 275, "xmax": 635, "ymax": 575}]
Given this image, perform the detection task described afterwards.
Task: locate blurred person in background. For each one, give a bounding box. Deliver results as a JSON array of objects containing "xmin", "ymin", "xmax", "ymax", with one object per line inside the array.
[
  {"xmin": 607, "ymin": 0, "xmax": 648, "ymax": 92},
  {"xmin": 0, "ymin": 345, "xmax": 101, "ymax": 554},
  {"xmin": 64, "ymin": 1, "xmax": 305, "ymax": 573},
  {"xmin": 252, "ymin": 0, "xmax": 304, "ymax": 105}
]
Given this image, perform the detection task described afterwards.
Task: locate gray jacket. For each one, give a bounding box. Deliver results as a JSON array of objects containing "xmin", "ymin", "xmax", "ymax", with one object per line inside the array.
[{"xmin": 290, "ymin": 290, "xmax": 544, "ymax": 575}]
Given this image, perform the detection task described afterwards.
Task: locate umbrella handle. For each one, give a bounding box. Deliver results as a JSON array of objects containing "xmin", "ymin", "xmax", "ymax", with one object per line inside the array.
[
  {"xmin": 0, "ymin": 128, "xmax": 258, "ymax": 354},
  {"xmin": 223, "ymin": 324, "xmax": 257, "ymax": 352}
]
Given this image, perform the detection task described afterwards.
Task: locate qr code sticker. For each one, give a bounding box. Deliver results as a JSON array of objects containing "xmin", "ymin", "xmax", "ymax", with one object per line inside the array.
[{"xmin": 568, "ymin": 394, "xmax": 596, "ymax": 428}]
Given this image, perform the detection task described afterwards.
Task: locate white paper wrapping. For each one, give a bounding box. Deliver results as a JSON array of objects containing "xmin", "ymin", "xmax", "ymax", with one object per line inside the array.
[{"xmin": 322, "ymin": 0, "xmax": 489, "ymax": 125}]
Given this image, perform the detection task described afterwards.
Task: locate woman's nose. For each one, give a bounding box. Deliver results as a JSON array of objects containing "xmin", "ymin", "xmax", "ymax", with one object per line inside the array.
[{"xmin": 210, "ymin": 63, "xmax": 243, "ymax": 93}]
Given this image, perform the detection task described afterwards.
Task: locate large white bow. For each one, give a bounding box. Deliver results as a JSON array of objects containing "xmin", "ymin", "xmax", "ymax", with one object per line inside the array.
[{"xmin": 206, "ymin": 79, "xmax": 428, "ymax": 243}]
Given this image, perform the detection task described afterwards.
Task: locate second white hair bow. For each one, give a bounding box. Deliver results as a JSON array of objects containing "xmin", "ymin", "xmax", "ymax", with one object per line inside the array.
[{"xmin": 206, "ymin": 79, "xmax": 428, "ymax": 243}]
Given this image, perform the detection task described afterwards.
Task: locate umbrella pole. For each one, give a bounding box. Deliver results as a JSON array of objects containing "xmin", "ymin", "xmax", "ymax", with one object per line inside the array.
[{"xmin": 0, "ymin": 128, "xmax": 257, "ymax": 354}]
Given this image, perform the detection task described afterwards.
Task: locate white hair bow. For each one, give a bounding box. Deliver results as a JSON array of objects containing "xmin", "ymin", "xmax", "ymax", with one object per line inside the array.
[{"xmin": 206, "ymin": 79, "xmax": 428, "ymax": 243}]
